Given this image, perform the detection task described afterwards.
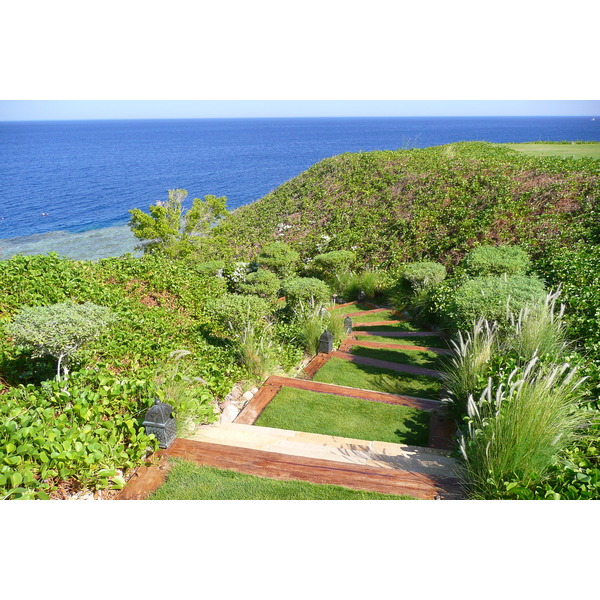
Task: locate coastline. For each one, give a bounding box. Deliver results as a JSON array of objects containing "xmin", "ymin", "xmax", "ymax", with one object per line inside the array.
[{"xmin": 0, "ymin": 224, "xmax": 140, "ymax": 261}]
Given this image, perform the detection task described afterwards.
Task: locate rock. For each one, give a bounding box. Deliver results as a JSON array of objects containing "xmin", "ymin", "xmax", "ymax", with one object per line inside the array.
[
  {"xmin": 241, "ymin": 391, "xmax": 254, "ymax": 401},
  {"xmin": 220, "ymin": 404, "xmax": 240, "ymax": 424},
  {"xmin": 250, "ymin": 387, "xmax": 259, "ymax": 394}
]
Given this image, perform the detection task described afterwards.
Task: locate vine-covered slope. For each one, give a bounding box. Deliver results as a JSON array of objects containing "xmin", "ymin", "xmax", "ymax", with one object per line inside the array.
[{"xmin": 206, "ymin": 142, "xmax": 600, "ymax": 268}]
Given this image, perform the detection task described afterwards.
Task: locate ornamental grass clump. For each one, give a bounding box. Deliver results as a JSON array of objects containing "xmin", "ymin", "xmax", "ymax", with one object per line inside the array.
[
  {"xmin": 442, "ymin": 318, "xmax": 499, "ymax": 419},
  {"xmin": 235, "ymin": 325, "xmax": 278, "ymax": 381},
  {"xmin": 507, "ymin": 289, "xmax": 568, "ymax": 363},
  {"xmin": 294, "ymin": 305, "xmax": 345, "ymax": 356},
  {"xmin": 458, "ymin": 358, "xmax": 589, "ymax": 498}
]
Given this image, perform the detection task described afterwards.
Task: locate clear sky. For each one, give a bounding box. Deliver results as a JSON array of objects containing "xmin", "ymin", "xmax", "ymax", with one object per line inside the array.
[{"xmin": 1, "ymin": 100, "xmax": 599, "ymax": 121}]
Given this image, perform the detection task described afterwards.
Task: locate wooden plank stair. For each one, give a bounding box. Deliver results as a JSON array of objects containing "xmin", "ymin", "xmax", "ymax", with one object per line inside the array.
[{"xmin": 161, "ymin": 437, "xmax": 464, "ymax": 500}]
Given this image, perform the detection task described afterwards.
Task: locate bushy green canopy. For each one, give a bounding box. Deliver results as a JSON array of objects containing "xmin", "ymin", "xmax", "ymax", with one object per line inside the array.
[{"xmin": 7, "ymin": 301, "xmax": 117, "ymax": 379}]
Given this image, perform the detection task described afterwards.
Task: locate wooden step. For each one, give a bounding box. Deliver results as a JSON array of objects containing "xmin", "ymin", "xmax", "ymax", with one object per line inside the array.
[
  {"xmin": 302, "ymin": 352, "xmax": 332, "ymax": 378},
  {"xmin": 235, "ymin": 384, "xmax": 281, "ymax": 425},
  {"xmin": 192, "ymin": 423, "xmax": 459, "ymax": 476},
  {"xmin": 265, "ymin": 375, "xmax": 443, "ymax": 411},
  {"xmin": 352, "ymin": 320, "xmax": 410, "ymax": 327},
  {"xmin": 342, "ymin": 308, "xmax": 402, "ymax": 318},
  {"xmin": 330, "ymin": 350, "xmax": 444, "ymax": 378},
  {"xmin": 162, "ymin": 438, "xmax": 464, "ymax": 499}
]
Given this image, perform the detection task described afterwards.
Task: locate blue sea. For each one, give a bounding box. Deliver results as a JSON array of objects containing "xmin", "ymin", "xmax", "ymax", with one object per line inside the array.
[{"xmin": 1, "ymin": 116, "xmax": 598, "ymax": 261}]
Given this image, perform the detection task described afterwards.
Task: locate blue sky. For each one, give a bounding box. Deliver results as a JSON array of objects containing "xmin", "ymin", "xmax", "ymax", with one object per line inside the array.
[{"xmin": 1, "ymin": 100, "xmax": 598, "ymax": 121}]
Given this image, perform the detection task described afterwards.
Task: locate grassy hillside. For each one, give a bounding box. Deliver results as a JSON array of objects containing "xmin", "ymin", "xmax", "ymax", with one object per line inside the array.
[{"xmin": 205, "ymin": 142, "xmax": 600, "ymax": 268}]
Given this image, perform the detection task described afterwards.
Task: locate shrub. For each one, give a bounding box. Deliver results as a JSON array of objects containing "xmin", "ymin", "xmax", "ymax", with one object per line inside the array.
[
  {"xmin": 312, "ymin": 250, "xmax": 356, "ymax": 278},
  {"xmin": 204, "ymin": 293, "xmax": 273, "ymax": 336},
  {"xmin": 196, "ymin": 260, "xmax": 225, "ymax": 277},
  {"xmin": 7, "ymin": 302, "xmax": 117, "ymax": 381},
  {"xmin": 282, "ymin": 277, "xmax": 331, "ymax": 310},
  {"xmin": 237, "ymin": 268, "xmax": 281, "ymax": 301},
  {"xmin": 256, "ymin": 242, "xmax": 300, "ymax": 278},
  {"xmin": 400, "ymin": 261, "xmax": 447, "ymax": 291},
  {"xmin": 463, "ymin": 244, "xmax": 531, "ymax": 277},
  {"xmin": 443, "ymin": 274, "xmax": 546, "ymax": 331}
]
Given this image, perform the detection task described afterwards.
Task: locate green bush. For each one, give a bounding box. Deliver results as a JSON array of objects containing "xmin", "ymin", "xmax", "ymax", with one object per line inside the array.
[
  {"xmin": 312, "ymin": 250, "xmax": 356, "ymax": 278},
  {"xmin": 336, "ymin": 269, "xmax": 393, "ymax": 301},
  {"xmin": 443, "ymin": 274, "xmax": 546, "ymax": 331},
  {"xmin": 463, "ymin": 245, "xmax": 531, "ymax": 277},
  {"xmin": 7, "ymin": 302, "xmax": 117, "ymax": 381},
  {"xmin": 256, "ymin": 242, "xmax": 300, "ymax": 278},
  {"xmin": 237, "ymin": 268, "xmax": 281, "ymax": 301},
  {"xmin": 196, "ymin": 260, "xmax": 225, "ymax": 276},
  {"xmin": 282, "ymin": 277, "xmax": 331, "ymax": 310},
  {"xmin": 400, "ymin": 261, "xmax": 447, "ymax": 291},
  {"xmin": 204, "ymin": 293, "xmax": 273, "ymax": 337}
]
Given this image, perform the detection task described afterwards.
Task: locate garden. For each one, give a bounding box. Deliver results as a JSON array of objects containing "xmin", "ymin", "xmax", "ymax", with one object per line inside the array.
[{"xmin": 1, "ymin": 141, "xmax": 599, "ymax": 500}]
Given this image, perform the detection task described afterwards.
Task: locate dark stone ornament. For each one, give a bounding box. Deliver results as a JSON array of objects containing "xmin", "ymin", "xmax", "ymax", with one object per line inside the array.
[
  {"xmin": 344, "ymin": 316, "xmax": 353, "ymax": 334},
  {"xmin": 142, "ymin": 399, "xmax": 177, "ymax": 449},
  {"xmin": 319, "ymin": 329, "xmax": 334, "ymax": 353}
]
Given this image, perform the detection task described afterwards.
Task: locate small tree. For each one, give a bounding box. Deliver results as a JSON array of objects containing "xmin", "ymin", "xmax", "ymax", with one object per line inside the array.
[
  {"xmin": 312, "ymin": 250, "xmax": 356, "ymax": 278},
  {"xmin": 237, "ymin": 268, "xmax": 281, "ymax": 301},
  {"xmin": 128, "ymin": 189, "xmax": 228, "ymax": 258},
  {"xmin": 7, "ymin": 302, "xmax": 117, "ymax": 381},
  {"xmin": 256, "ymin": 242, "xmax": 300, "ymax": 278}
]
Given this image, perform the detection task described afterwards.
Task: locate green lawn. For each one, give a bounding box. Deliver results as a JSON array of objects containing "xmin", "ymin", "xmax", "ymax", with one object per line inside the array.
[
  {"xmin": 355, "ymin": 333, "xmax": 448, "ymax": 348},
  {"xmin": 254, "ymin": 386, "xmax": 430, "ymax": 445},
  {"xmin": 313, "ymin": 356, "xmax": 442, "ymax": 399},
  {"xmin": 504, "ymin": 142, "xmax": 600, "ymax": 159},
  {"xmin": 349, "ymin": 309, "xmax": 404, "ymax": 322},
  {"xmin": 352, "ymin": 321, "xmax": 422, "ymax": 332},
  {"xmin": 349, "ymin": 345, "xmax": 444, "ymax": 370},
  {"xmin": 149, "ymin": 461, "xmax": 413, "ymax": 500},
  {"xmin": 328, "ymin": 302, "xmax": 376, "ymax": 315}
]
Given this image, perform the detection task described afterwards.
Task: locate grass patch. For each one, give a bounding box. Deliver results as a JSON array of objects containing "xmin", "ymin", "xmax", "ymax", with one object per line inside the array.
[
  {"xmin": 313, "ymin": 357, "xmax": 442, "ymax": 399},
  {"xmin": 255, "ymin": 387, "xmax": 430, "ymax": 445},
  {"xmin": 504, "ymin": 142, "xmax": 600, "ymax": 159},
  {"xmin": 352, "ymin": 321, "xmax": 422, "ymax": 332},
  {"xmin": 355, "ymin": 333, "xmax": 448, "ymax": 347},
  {"xmin": 349, "ymin": 345, "xmax": 444, "ymax": 370},
  {"xmin": 328, "ymin": 302, "xmax": 375, "ymax": 315},
  {"xmin": 149, "ymin": 460, "xmax": 412, "ymax": 499},
  {"xmin": 349, "ymin": 310, "xmax": 404, "ymax": 322}
]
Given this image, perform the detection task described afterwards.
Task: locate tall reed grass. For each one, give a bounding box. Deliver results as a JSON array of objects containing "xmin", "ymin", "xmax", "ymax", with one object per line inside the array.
[
  {"xmin": 442, "ymin": 318, "xmax": 499, "ymax": 418},
  {"xmin": 294, "ymin": 304, "xmax": 346, "ymax": 355},
  {"xmin": 458, "ymin": 359, "xmax": 589, "ymax": 497}
]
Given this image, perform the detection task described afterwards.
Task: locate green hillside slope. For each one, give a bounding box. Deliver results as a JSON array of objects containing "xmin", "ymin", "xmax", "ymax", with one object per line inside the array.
[{"xmin": 206, "ymin": 142, "xmax": 599, "ymax": 268}]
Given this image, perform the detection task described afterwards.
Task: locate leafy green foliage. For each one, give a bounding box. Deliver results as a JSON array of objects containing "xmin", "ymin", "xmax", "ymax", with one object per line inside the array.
[
  {"xmin": 312, "ymin": 250, "xmax": 356, "ymax": 277},
  {"xmin": 204, "ymin": 293, "xmax": 274, "ymax": 337},
  {"xmin": 7, "ymin": 302, "xmax": 117, "ymax": 380},
  {"xmin": 400, "ymin": 261, "xmax": 447, "ymax": 291},
  {"xmin": 442, "ymin": 274, "xmax": 546, "ymax": 331},
  {"xmin": 237, "ymin": 268, "xmax": 281, "ymax": 301},
  {"xmin": 206, "ymin": 142, "xmax": 600, "ymax": 267},
  {"xmin": 256, "ymin": 241, "xmax": 300, "ymax": 278},
  {"xmin": 282, "ymin": 276, "xmax": 331, "ymax": 310},
  {"xmin": 0, "ymin": 369, "xmax": 157, "ymax": 499},
  {"xmin": 463, "ymin": 244, "xmax": 531, "ymax": 276},
  {"xmin": 128, "ymin": 189, "xmax": 228, "ymax": 258}
]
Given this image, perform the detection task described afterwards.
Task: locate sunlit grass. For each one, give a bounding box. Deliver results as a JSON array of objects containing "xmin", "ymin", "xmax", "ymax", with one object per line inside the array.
[
  {"xmin": 349, "ymin": 345, "xmax": 444, "ymax": 370},
  {"xmin": 149, "ymin": 461, "xmax": 413, "ymax": 500},
  {"xmin": 254, "ymin": 386, "xmax": 430, "ymax": 445},
  {"xmin": 313, "ymin": 357, "xmax": 441, "ymax": 399},
  {"xmin": 355, "ymin": 333, "xmax": 448, "ymax": 347}
]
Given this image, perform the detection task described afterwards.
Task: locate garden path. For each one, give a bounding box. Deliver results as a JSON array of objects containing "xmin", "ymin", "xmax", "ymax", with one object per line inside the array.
[{"xmin": 120, "ymin": 302, "xmax": 463, "ymax": 500}]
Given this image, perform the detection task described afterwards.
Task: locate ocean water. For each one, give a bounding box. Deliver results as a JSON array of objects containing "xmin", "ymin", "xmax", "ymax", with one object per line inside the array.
[{"xmin": 1, "ymin": 116, "xmax": 598, "ymax": 261}]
